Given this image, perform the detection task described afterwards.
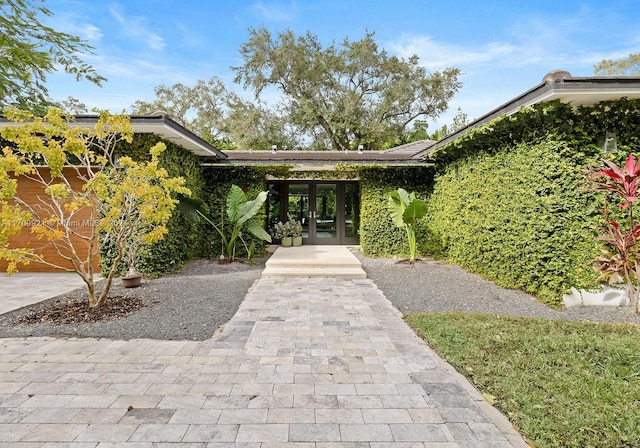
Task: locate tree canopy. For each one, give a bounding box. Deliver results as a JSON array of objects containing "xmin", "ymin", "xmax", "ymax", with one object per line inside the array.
[
  {"xmin": 131, "ymin": 76, "xmax": 302, "ymax": 150},
  {"xmin": 131, "ymin": 77, "xmax": 230, "ymax": 146},
  {"xmin": 232, "ymin": 27, "xmax": 462, "ymax": 151},
  {"xmin": 0, "ymin": 0, "xmax": 105, "ymax": 111},
  {"xmin": 594, "ymin": 53, "xmax": 640, "ymax": 76}
]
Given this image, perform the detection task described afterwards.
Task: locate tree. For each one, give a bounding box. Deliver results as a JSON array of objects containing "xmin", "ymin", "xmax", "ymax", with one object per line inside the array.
[
  {"xmin": 131, "ymin": 77, "xmax": 297, "ymax": 150},
  {"xmin": 233, "ymin": 27, "xmax": 461, "ymax": 151},
  {"xmin": 224, "ymin": 96, "xmax": 300, "ymax": 150},
  {"xmin": 0, "ymin": 107, "xmax": 190, "ymax": 307},
  {"xmin": 0, "ymin": 0, "xmax": 106, "ymax": 111},
  {"xmin": 594, "ymin": 53, "xmax": 640, "ymax": 76},
  {"xmin": 387, "ymin": 188, "xmax": 427, "ymax": 264},
  {"xmin": 131, "ymin": 77, "xmax": 231, "ymax": 146}
]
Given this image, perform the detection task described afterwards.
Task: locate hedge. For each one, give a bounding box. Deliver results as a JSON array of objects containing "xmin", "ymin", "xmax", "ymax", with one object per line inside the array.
[
  {"xmin": 425, "ymin": 99, "xmax": 639, "ymax": 306},
  {"xmin": 100, "ymin": 134, "xmax": 208, "ymax": 277},
  {"xmin": 358, "ymin": 166, "xmax": 434, "ymax": 258}
]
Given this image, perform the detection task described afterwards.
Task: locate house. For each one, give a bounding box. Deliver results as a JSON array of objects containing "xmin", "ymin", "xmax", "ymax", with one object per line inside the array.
[
  {"xmin": 0, "ymin": 112, "xmax": 225, "ymax": 272},
  {"xmin": 417, "ymin": 70, "xmax": 640, "ymax": 305},
  {"xmin": 3, "ymin": 71, "xmax": 640, "ymax": 308}
]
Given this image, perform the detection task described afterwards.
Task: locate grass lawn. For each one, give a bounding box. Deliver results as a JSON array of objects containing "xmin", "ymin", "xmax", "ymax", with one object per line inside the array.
[{"xmin": 405, "ymin": 312, "xmax": 640, "ymax": 448}]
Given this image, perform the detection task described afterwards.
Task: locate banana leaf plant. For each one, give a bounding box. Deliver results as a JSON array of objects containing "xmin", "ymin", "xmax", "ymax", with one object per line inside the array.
[
  {"xmin": 387, "ymin": 188, "xmax": 428, "ymax": 264},
  {"xmin": 587, "ymin": 154, "xmax": 640, "ymax": 314},
  {"xmin": 178, "ymin": 185, "xmax": 271, "ymax": 261}
]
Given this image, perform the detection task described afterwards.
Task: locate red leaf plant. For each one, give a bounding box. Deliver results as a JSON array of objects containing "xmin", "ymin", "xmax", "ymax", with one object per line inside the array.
[{"xmin": 587, "ymin": 154, "xmax": 640, "ymax": 314}]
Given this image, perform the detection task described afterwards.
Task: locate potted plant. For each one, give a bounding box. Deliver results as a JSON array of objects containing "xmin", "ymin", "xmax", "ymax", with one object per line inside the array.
[
  {"xmin": 274, "ymin": 220, "xmax": 293, "ymax": 247},
  {"xmin": 274, "ymin": 215, "xmax": 303, "ymax": 247},
  {"xmin": 289, "ymin": 217, "xmax": 303, "ymax": 247},
  {"xmin": 121, "ymin": 237, "xmax": 143, "ymax": 288}
]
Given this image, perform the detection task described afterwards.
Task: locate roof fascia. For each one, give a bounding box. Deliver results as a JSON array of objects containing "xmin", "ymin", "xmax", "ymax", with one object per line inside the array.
[{"xmin": 0, "ymin": 113, "xmax": 227, "ymax": 160}]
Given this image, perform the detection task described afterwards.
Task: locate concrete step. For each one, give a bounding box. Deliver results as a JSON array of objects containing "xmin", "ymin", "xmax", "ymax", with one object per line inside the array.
[
  {"xmin": 262, "ymin": 245, "xmax": 366, "ymax": 279},
  {"xmin": 261, "ymin": 267, "xmax": 367, "ymax": 278}
]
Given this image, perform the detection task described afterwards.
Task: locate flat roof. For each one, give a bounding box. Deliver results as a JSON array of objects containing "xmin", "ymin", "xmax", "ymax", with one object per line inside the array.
[
  {"xmin": 216, "ymin": 140, "xmax": 435, "ymax": 167},
  {"xmin": 0, "ymin": 112, "xmax": 227, "ymax": 161}
]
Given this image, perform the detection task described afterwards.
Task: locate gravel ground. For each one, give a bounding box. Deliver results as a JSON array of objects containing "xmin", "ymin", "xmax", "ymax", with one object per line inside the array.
[
  {"xmin": 354, "ymin": 252, "xmax": 640, "ymax": 325},
  {"xmin": 0, "ymin": 251, "xmax": 637, "ymax": 341},
  {"xmin": 0, "ymin": 257, "xmax": 266, "ymax": 341}
]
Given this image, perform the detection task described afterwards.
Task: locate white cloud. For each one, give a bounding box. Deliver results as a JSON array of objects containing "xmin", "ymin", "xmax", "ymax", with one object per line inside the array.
[
  {"xmin": 80, "ymin": 23, "xmax": 103, "ymax": 42},
  {"xmin": 249, "ymin": 0, "xmax": 297, "ymax": 22},
  {"xmin": 108, "ymin": 4, "xmax": 166, "ymax": 51},
  {"xmin": 388, "ymin": 34, "xmax": 519, "ymax": 71}
]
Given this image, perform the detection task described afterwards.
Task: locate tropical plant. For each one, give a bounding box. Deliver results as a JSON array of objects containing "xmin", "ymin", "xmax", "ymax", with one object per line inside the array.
[
  {"xmin": 274, "ymin": 214, "xmax": 303, "ymax": 239},
  {"xmin": 587, "ymin": 153, "xmax": 640, "ymax": 314},
  {"xmin": 180, "ymin": 185, "xmax": 271, "ymax": 261},
  {"xmin": 0, "ymin": 108, "xmax": 189, "ymax": 307},
  {"xmin": 387, "ymin": 188, "xmax": 428, "ymax": 264}
]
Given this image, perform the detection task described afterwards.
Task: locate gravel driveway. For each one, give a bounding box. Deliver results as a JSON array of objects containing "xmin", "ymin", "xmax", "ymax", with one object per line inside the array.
[{"xmin": 0, "ymin": 251, "xmax": 637, "ymax": 341}]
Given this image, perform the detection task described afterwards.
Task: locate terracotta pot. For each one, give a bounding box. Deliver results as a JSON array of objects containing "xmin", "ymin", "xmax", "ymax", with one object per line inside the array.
[
  {"xmin": 292, "ymin": 235, "xmax": 303, "ymax": 246},
  {"xmin": 121, "ymin": 273, "xmax": 142, "ymax": 288}
]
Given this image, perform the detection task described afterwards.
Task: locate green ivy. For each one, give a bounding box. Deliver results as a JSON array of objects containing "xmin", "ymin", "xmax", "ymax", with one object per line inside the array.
[
  {"xmin": 425, "ymin": 99, "xmax": 640, "ymax": 306},
  {"xmin": 358, "ymin": 166, "xmax": 434, "ymax": 258},
  {"xmin": 99, "ymin": 134, "xmax": 208, "ymax": 277}
]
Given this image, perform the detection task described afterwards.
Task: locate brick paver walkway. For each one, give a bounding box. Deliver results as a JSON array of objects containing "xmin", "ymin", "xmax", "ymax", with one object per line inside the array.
[{"xmin": 0, "ymin": 277, "xmax": 528, "ymax": 447}]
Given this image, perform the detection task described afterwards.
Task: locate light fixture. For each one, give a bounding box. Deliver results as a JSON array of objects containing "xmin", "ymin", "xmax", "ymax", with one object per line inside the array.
[
  {"xmin": 357, "ymin": 144, "xmax": 364, "ymax": 154},
  {"xmin": 599, "ymin": 131, "xmax": 618, "ymax": 153},
  {"xmin": 271, "ymin": 144, "xmax": 277, "ymax": 154}
]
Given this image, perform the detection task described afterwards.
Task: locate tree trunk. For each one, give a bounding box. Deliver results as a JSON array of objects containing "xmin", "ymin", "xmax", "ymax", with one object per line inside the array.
[{"xmin": 93, "ymin": 239, "xmax": 125, "ymax": 307}]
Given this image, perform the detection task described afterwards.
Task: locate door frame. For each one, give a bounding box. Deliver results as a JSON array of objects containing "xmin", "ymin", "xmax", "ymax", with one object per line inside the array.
[{"xmin": 267, "ymin": 180, "xmax": 359, "ymax": 245}]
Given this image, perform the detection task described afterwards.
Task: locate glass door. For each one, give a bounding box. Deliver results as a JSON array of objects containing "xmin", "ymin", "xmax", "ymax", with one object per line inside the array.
[
  {"xmin": 313, "ymin": 183, "xmax": 338, "ymax": 244},
  {"xmin": 268, "ymin": 181, "xmax": 360, "ymax": 245},
  {"xmin": 287, "ymin": 184, "xmax": 310, "ymax": 238}
]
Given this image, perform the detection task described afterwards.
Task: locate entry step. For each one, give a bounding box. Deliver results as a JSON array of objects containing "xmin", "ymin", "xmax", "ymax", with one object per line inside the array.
[
  {"xmin": 262, "ymin": 245, "xmax": 366, "ymax": 278},
  {"xmin": 261, "ymin": 267, "xmax": 366, "ymax": 278}
]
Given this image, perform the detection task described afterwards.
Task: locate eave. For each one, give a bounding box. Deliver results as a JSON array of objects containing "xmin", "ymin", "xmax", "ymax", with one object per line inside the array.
[
  {"xmin": 0, "ymin": 111, "xmax": 227, "ymax": 161},
  {"xmin": 428, "ymin": 71, "xmax": 640, "ymax": 154}
]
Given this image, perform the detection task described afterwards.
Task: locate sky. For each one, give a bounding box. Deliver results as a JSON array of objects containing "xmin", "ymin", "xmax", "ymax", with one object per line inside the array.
[{"xmin": 42, "ymin": 0, "xmax": 640, "ymax": 133}]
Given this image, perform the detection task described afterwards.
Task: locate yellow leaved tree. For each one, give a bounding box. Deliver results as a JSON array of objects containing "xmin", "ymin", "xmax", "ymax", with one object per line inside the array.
[{"xmin": 0, "ymin": 107, "xmax": 190, "ymax": 307}]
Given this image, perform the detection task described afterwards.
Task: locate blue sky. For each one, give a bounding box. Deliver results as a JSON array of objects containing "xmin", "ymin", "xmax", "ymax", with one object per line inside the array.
[{"xmin": 43, "ymin": 0, "xmax": 640, "ymax": 132}]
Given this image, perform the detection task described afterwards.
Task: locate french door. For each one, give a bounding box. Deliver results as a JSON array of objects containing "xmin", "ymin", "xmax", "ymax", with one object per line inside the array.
[{"xmin": 267, "ymin": 181, "xmax": 359, "ymax": 245}]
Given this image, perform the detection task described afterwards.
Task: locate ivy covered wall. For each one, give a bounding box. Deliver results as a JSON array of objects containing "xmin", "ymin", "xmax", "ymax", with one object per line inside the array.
[
  {"xmin": 358, "ymin": 166, "xmax": 434, "ymax": 258},
  {"xmin": 100, "ymin": 134, "xmax": 208, "ymax": 276},
  {"xmin": 425, "ymin": 99, "xmax": 640, "ymax": 305}
]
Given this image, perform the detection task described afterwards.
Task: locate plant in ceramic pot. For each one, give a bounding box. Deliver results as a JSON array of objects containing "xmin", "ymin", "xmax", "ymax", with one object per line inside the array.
[
  {"xmin": 121, "ymin": 231, "xmax": 145, "ymax": 288},
  {"xmin": 274, "ymin": 220, "xmax": 293, "ymax": 247},
  {"xmin": 274, "ymin": 215, "xmax": 303, "ymax": 247},
  {"xmin": 288, "ymin": 217, "xmax": 303, "ymax": 246}
]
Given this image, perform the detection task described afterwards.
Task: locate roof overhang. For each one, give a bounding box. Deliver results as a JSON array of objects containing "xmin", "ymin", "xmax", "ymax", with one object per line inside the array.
[
  {"xmin": 0, "ymin": 112, "xmax": 227, "ymax": 161},
  {"xmin": 212, "ymin": 140, "xmax": 436, "ymax": 168},
  {"xmin": 431, "ymin": 71, "xmax": 640, "ymax": 151}
]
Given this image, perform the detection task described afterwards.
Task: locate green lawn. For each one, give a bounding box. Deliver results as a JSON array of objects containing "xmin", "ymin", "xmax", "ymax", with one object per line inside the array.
[{"xmin": 405, "ymin": 312, "xmax": 640, "ymax": 448}]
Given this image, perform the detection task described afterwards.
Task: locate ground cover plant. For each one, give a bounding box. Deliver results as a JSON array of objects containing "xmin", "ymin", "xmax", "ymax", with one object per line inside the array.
[{"xmin": 406, "ymin": 312, "xmax": 640, "ymax": 447}]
